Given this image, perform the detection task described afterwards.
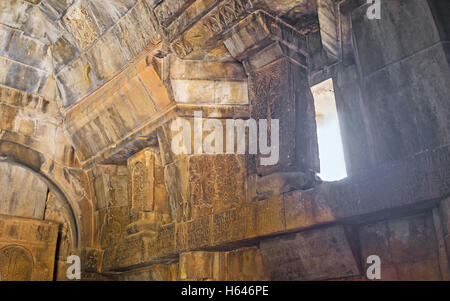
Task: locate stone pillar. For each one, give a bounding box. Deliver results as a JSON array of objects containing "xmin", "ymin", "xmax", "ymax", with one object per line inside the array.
[
  {"xmin": 154, "ymin": 57, "xmax": 254, "ymax": 223},
  {"xmin": 91, "ymin": 164, "xmax": 131, "ymax": 269},
  {"xmin": 126, "ymin": 148, "xmax": 170, "ymax": 240},
  {"xmin": 223, "ymin": 11, "xmax": 319, "ymax": 176}
]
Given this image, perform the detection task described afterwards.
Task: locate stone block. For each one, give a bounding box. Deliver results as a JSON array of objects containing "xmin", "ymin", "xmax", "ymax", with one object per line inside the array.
[
  {"xmin": 119, "ymin": 263, "xmax": 178, "ymax": 281},
  {"xmin": 248, "ymin": 58, "xmax": 319, "ymax": 175},
  {"xmin": 187, "ymin": 215, "xmax": 211, "ymax": 250},
  {"xmin": 0, "ymin": 215, "xmax": 59, "ymax": 281},
  {"xmin": 128, "ymin": 148, "xmax": 168, "ymax": 214},
  {"xmin": 260, "ymin": 225, "xmax": 361, "ymax": 280},
  {"xmin": 212, "ymin": 204, "xmax": 257, "ymax": 245},
  {"xmin": 179, "ymin": 251, "xmax": 215, "ymax": 280},
  {"xmin": 226, "ymin": 247, "xmax": 270, "ymax": 281},
  {"xmin": 359, "ymin": 213, "xmax": 443, "ymax": 280},
  {"xmin": 254, "ymin": 197, "xmax": 285, "ymax": 237}
]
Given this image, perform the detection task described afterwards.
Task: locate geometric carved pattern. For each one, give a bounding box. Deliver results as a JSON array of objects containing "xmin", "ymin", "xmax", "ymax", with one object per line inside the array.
[
  {"xmin": 132, "ymin": 162, "xmax": 147, "ymax": 211},
  {"xmin": 0, "ymin": 215, "xmax": 58, "ymax": 281},
  {"xmin": 0, "ymin": 245, "xmax": 33, "ymax": 281},
  {"xmin": 204, "ymin": 0, "xmax": 253, "ymax": 35}
]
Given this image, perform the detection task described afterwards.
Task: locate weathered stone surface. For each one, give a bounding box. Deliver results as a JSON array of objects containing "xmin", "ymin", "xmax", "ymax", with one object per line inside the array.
[
  {"xmin": 179, "ymin": 251, "xmax": 215, "ymax": 280},
  {"xmin": 170, "ymin": 0, "xmax": 253, "ymax": 60},
  {"xmin": 334, "ymin": 63, "xmax": 373, "ymax": 175},
  {"xmin": 256, "ymin": 171, "xmax": 318, "ymax": 200},
  {"xmin": 128, "ymin": 148, "xmax": 168, "ymax": 216},
  {"xmin": 223, "ymin": 10, "xmax": 308, "ymax": 63},
  {"xmin": 158, "ymin": 148, "xmax": 248, "ymax": 222},
  {"xmin": 118, "ymin": 263, "xmax": 178, "ymax": 281},
  {"xmin": 0, "ymin": 163, "xmax": 48, "ymax": 219},
  {"xmin": 212, "ymin": 204, "xmax": 257, "ymax": 245},
  {"xmin": 335, "ymin": 0, "xmax": 450, "ymax": 173},
  {"xmin": 439, "ymin": 198, "xmax": 450, "ymax": 267},
  {"xmin": 179, "ymin": 247, "xmax": 269, "ymax": 281},
  {"xmin": 44, "ymin": 191, "xmax": 75, "ymax": 261},
  {"xmin": 102, "ymin": 145, "xmax": 450, "ymax": 272},
  {"xmin": 64, "ymin": 53, "xmax": 175, "ymax": 167},
  {"xmin": 0, "ymin": 0, "xmax": 163, "ymax": 107},
  {"xmin": 359, "ymin": 213, "xmax": 444, "ymax": 281},
  {"xmin": 188, "ymin": 155, "xmax": 247, "ymax": 218},
  {"xmin": 1, "ymin": 0, "xmax": 450, "ymax": 282},
  {"xmin": 223, "ymin": 11, "xmax": 319, "ymax": 175},
  {"xmin": 248, "ymin": 58, "xmax": 319, "ymax": 175},
  {"xmin": 260, "ymin": 225, "xmax": 360, "ymax": 280},
  {"xmin": 0, "ymin": 214, "xmax": 58, "ymax": 281}
]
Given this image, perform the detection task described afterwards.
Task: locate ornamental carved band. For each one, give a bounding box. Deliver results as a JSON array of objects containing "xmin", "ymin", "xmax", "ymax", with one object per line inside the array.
[
  {"xmin": 203, "ymin": 0, "xmax": 253, "ymax": 34},
  {"xmin": 132, "ymin": 162, "xmax": 147, "ymax": 211}
]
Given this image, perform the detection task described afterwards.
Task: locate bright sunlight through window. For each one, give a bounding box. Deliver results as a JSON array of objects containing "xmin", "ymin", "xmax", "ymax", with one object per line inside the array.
[{"xmin": 311, "ymin": 78, "xmax": 347, "ymax": 181}]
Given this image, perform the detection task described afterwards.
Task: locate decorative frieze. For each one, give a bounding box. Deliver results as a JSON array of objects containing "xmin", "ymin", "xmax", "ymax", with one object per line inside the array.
[
  {"xmin": 170, "ymin": 0, "xmax": 255, "ymax": 58},
  {"xmin": 203, "ymin": 0, "xmax": 253, "ymax": 35},
  {"xmin": 128, "ymin": 148, "xmax": 168, "ymax": 215}
]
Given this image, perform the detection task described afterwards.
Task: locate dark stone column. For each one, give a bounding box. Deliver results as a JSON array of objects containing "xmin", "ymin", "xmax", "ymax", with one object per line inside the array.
[{"xmin": 224, "ymin": 11, "xmax": 320, "ymax": 176}]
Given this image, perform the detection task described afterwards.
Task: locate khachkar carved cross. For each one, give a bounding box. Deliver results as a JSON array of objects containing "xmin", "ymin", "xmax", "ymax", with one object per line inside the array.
[
  {"xmin": 0, "ymin": 246, "xmax": 33, "ymax": 281},
  {"xmin": 254, "ymin": 74, "xmax": 282, "ymax": 133}
]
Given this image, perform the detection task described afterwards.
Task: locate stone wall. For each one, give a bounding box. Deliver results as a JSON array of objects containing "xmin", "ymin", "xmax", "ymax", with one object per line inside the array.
[{"xmin": 0, "ymin": 0, "xmax": 450, "ymax": 281}]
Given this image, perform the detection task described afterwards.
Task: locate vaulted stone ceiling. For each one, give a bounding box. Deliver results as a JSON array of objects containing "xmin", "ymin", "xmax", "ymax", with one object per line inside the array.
[
  {"xmin": 0, "ymin": 0, "xmax": 160, "ymax": 109},
  {"xmin": 0, "ymin": 0, "xmax": 320, "ymax": 110}
]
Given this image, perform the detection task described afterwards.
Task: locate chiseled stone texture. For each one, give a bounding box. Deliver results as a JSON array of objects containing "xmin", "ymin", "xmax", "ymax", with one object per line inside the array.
[
  {"xmin": 0, "ymin": 0, "xmax": 161, "ymax": 107},
  {"xmin": 163, "ymin": 154, "xmax": 248, "ymax": 222},
  {"xmin": 0, "ymin": 163, "xmax": 48, "ymax": 220},
  {"xmin": 0, "ymin": 163, "xmax": 78, "ymax": 279},
  {"xmin": 337, "ymin": 0, "xmax": 450, "ymax": 173},
  {"xmin": 64, "ymin": 53, "xmax": 174, "ymax": 167},
  {"xmin": 117, "ymin": 263, "xmax": 179, "ymax": 281},
  {"xmin": 0, "ymin": 214, "xmax": 59, "ymax": 281},
  {"xmin": 2, "ymin": 0, "xmax": 450, "ymax": 282},
  {"xmin": 104, "ymin": 145, "xmax": 450, "ymax": 274},
  {"xmin": 127, "ymin": 148, "xmax": 169, "ymax": 217},
  {"xmin": 179, "ymin": 247, "xmax": 269, "ymax": 281},
  {"xmin": 0, "ymin": 85, "xmax": 77, "ymax": 166},
  {"xmin": 260, "ymin": 225, "xmax": 360, "ymax": 281},
  {"xmin": 359, "ymin": 213, "xmax": 445, "ymax": 281},
  {"xmin": 169, "ymin": 55, "xmax": 249, "ymax": 105}
]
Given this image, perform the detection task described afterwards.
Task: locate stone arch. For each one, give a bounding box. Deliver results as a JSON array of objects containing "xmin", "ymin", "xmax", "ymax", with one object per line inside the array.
[{"xmin": 0, "ymin": 140, "xmax": 93, "ymax": 249}]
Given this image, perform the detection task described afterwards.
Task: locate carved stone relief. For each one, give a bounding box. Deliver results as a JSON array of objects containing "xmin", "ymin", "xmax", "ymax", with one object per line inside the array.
[
  {"xmin": 132, "ymin": 161, "xmax": 148, "ymax": 211},
  {"xmin": 0, "ymin": 215, "xmax": 58, "ymax": 281},
  {"xmin": 0, "ymin": 245, "xmax": 33, "ymax": 281}
]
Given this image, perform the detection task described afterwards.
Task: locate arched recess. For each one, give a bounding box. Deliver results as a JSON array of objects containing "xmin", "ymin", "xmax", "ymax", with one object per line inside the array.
[
  {"xmin": 0, "ymin": 245, "xmax": 34, "ymax": 281},
  {"xmin": 0, "ymin": 140, "xmax": 94, "ymax": 249}
]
